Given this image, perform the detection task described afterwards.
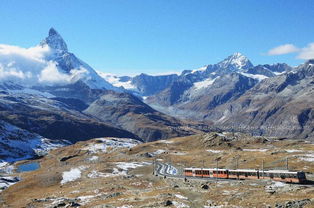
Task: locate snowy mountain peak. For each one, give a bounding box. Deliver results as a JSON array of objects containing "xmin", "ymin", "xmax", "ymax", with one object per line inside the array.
[
  {"xmin": 40, "ymin": 27, "xmax": 68, "ymax": 52},
  {"xmin": 218, "ymin": 52, "xmax": 253, "ymax": 71}
]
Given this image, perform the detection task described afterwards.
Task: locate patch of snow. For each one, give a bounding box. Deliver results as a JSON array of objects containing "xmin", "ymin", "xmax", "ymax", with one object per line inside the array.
[
  {"xmin": 82, "ymin": 137, "xmax": 141, "ymax": 153},
  {"xmin": 193, "ymin": 77, "xmax": 217, "ymax": 90},
  {"xmin": 90, "ymin": 162, "xmax": 151, "ymax": 178},
  {"xmin": 285, "ymin": 149, "xmax": 303, "ymax": 153},
  {"xmin": 0, "ymin": 163, "xmax": 14, "ymax": 174},
  {"xmin": 97, "ymin": 72, "xmax": 137, "ymax": 90},
  {"xmin": 272, "ymin": 181, "xmax": 286, "ymax": 188},
  {"xmin": 243, "ymin": 149, "xmax": 268, "ymax": 152},
  {"xmin": 117, "ymin": 205, "xmax": 133, "ymax": 208},
  {"xmin": 115, "ymin": 162, "xmax": 151, "ymax": 171},
  {"xmin": 151, "ymin": 149, "xmax": 166, "ymax": 156},
  {"xmin": 175, "ymin": 194, "xmax": 188, "ymax": 200},
  {"xmin": 88, "ymin": 156, "xmax": 99, "ymax": 161},
  {"xmin": 171, "ymin": 152, "xmax": 186, "ymax": 156},
  {"xmin": 273, "ymin": 71, "xmax": 286, "ymax": 75},
  {"xmin": 0, "ymin": 176, "xmax": 19, "ymax": 192},
  {"xmin": 77, "ymin": 195, "xmax": 97, "ymax": 205},
  {"xmin": 61, "ymin": 166, "xmax": 86, "ymax": 184},
  {"xmin": 299, "ymin": 153, "xmax": 314, "ymax": 162},
  {"xmin": 207, "ymin": 150, "xmax": 223, "ymax": 153},
  {"xmin": 191, "ymin": 66, "xmax": 207, "ymax": 73},
  {"xmin": 240, "ymin": 72, "xmax": 268, "ymax": 81},
  {"xmin": 173, "ymin": 201, "xmax": 190, "ymax": 208},
  {"xmin": 158, "ymin": 140, "xmax": 173, "ymax": 144}
]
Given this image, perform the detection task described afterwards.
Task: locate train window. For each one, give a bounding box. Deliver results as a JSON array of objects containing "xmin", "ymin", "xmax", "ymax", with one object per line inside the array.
[
  {"xmin": 280, "ymin": 174, "xmax": 286, "ymax": 179},
  {"xmin": 298, "ymin": 172, "xmax": 305, "ymax": 179}
]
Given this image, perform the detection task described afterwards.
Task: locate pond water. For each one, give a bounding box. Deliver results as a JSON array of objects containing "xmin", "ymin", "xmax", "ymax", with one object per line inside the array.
[{"xmin": 17, "ymin": 162, "xmax": 40, "ymax": 173}]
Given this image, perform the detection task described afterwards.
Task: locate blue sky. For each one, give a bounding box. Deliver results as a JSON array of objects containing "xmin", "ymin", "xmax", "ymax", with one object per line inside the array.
[{"xmin": 1, "ymin": 0, "xmax": 313, "ymax": 75}]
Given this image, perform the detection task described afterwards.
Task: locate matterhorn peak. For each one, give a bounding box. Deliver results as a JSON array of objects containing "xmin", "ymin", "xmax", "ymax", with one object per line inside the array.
[
  {"xmin": 48, "ymin": 27, "xmax": 59, "ymax": 36},
  {"xmin": 40, "ymin": 27, "xmax": 68, "ymax": 52}
]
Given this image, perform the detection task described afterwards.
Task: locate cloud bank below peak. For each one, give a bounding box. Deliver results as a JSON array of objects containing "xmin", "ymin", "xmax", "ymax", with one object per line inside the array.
[
  {"xmin": 267, "ymin": 42, "xmax": 314, "ymax": 60},
  {"xmin": 0, "ymin": 44, "xmax": 89, "ymax": 86}
]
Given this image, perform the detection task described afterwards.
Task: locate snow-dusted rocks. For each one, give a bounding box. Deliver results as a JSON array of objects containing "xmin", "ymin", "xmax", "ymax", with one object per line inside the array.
[
  {"xmin": 0, "ymin": 120, "xmax": 67, "ymax": 162},
  {"xmin": 82, "ymin": 137, "xmax": 142, "ymax": 153},
  {"xmin": 0, "ymin": 176, "xmax": 19, "ymax": 192},
  {"xmin": 217, "ymin": 52, "xmax": 253, "ymax": 71},
  {"xmin": 40, "ymin": 28, "xmax": 68, "ymax": 52}
]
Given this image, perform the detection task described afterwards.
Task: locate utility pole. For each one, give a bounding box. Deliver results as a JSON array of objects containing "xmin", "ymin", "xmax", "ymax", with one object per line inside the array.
[
  {"xmin": 286, "ymin": 157, "xmax": 289, "ymax": 170},
  {"xmin": 262, "ymin": 160, "xmax": 264, "ymax": 179},
  {"xmin": 216, "ymin": 158, "xmax": 219, "ymax": 182},
  {"xmin": 202, "ymin": 160, "xmax": 204, "ymax": 178},
  {"xmin": 235, "ymin": 155, "xmax": 239, "ymax": 169},
  {"xmin": 153, "ymin": 159, "xmax": 154, "ymax": 175}
]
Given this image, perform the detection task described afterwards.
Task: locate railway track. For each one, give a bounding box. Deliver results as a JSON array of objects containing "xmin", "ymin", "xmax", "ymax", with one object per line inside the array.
[{"xmin": 155, "ymin": 162, "xmax": 231, "ymax": 182}]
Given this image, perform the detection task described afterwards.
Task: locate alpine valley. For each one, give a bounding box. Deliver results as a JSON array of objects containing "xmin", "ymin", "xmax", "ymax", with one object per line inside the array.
[{"xmin": 0, "ymin": 28, "xmax": 314, "ymax": 207}]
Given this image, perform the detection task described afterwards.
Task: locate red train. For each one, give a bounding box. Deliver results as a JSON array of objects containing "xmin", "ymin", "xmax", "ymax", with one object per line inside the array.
[{"xmin": 184, "ymin": 168, "xmax": 306, "ymax": 183}]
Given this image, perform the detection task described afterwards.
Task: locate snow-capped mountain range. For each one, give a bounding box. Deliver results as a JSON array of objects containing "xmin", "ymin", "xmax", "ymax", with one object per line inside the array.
[
  {"xmin": 99, "ymin": 52, "xmax": 292, "ymax": 96},
  {"xmin": 0, "ymin": 28, "xmax": 313, "ymax": 165}
]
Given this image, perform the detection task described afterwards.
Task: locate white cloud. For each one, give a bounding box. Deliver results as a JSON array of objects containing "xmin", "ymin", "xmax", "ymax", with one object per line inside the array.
[
  {"xmin": 297, "ymin": 43, "xmax": 314, "ymax": 60},
  {"xmin": 0, "ymin": 44, "xmax": 89, "ymax": 86},
  {"xmin": 267, "ymin": 44, "xmax": 299, "ymax": 55},
  {"xmin": 38, "ymin": 61, "xmax": 70, "ymax": 83},
  {"xmin": 38, "ymin": 61, "xmax": 89, "ymax": 84},
  {"xmin": 0, "ymin": 63, "xmax": 26, "ymax": 79},
  {"xmin": 0, "ymin": 44, "xmax": 50, "ymax": 63}
]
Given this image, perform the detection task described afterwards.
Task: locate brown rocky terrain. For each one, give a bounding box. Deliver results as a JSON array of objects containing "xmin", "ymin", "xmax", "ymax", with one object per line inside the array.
[{"xmin": 1, "ymin": 132, "xmax": 313, "ymax": 208}]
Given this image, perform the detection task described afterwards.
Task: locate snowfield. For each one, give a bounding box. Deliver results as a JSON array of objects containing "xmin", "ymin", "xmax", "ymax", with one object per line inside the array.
[
  {"xmin": 193, "ymin": 77, "xmax": 217, "ymax": 90},
  {"xmin": 82, "ymin": 137, "xmax": 141, "ymax": 153},
  {"xmin": 299, "ymin": 153, "xmax": 314, "ymax": 162},
  {"xmin": 242, "ymin": 149, "xmax": 268, "ymax": 152},
  {"xmin": 207, "ymin": 150, "xmax": 223, "ymax": 153},
  {"xmin": 61, "ymin": 166, "xmax": 86, "ymax": 185},
  {"xmin": 87, "ymin": 162, "xmax": 151, "ymax": 179},
  {"xmin": 115, "ymin": 162, "xmax": 151, "ymax": 172},
  {"xmin": 97, "ymin": 72, "xmax": 138, "ymax": 91}
]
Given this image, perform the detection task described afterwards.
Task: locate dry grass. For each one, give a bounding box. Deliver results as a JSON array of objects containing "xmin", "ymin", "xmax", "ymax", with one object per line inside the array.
[{"xmin": 1, "ymin": 133, "xmax": 313, "ymax": 207}]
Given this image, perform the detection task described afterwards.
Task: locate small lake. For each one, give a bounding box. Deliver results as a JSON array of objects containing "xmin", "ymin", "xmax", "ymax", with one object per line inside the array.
[{"xmin": 17, "ymin": 162, "xmax": 40, "ymax": 173}]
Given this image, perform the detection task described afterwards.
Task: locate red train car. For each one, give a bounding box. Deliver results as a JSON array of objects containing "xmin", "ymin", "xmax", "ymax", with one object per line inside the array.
[{"xmin": 184, "ymin": 167, "xmax": 306, "ymax": 183}]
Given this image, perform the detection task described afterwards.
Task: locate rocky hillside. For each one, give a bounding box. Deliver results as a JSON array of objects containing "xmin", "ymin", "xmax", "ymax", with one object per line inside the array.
[
  {"xmin": 205, "ymin": 60, "xmax": 314, "ymax": 140},
  {"xmin": 84, "ymin": 90, "xmax": 200, "ymax": 142},
  {"xmin": 141, "ymin": 56, "xmax": 312, "ymax": 140},
  {"xmin": 0, "ymin": 120, "xmax": 67, "ymax": 163},
  {"xmin": 1, "ymin": 133, "xmax": 313, "ymax": 207}
]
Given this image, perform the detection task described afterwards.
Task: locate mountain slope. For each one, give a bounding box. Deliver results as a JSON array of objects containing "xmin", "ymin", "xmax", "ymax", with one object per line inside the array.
[
  {"xmin": 0, "ymin": 90, "xmax": 139, "ymax": 143},
  {"xmin": 84, "ymin": 90, "xmax": 200, "ymax": 142},
  {"xmin": 204, "ymin": 60, "xmax": 314, "ymax": 139},
  {"xmin": 0, "ymin": 120, "xmax": 67, "ymax": 162}
]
